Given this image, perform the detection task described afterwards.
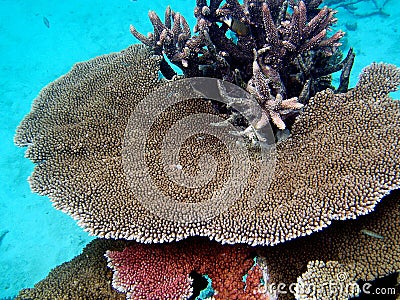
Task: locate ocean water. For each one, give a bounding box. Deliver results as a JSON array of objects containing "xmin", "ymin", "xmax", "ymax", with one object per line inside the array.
[{"xmin": 0, "ymin": 0, "xmax": 399, "ymax": 298}]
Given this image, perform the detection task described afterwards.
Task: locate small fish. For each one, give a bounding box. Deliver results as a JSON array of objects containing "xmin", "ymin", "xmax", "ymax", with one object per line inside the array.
[
  {"xmin": 0, "ymin": 230, "xmax": 9, "ymax": 246},
  {"xmin": 221, "ymin": 16, "xmax": 250, "ymax": 36},
  {"xmin": 361, "ymin": 229, "xmax": 384, "ymax": 240},
  {"xmin": 43, "ymin": 16, "xmax": 50, "ymax": 28}
]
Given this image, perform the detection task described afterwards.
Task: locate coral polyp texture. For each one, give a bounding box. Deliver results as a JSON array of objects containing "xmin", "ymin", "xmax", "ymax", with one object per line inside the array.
[
  {"xmin": 16, "ymin": 239, "xmax": 128, "ymax": 300},
  {"xmin": 15, "ymin": 238, "xmax": 270, "ymax": 299},
  {"xmin": 295, "ymin": 261, "xmax": 359, "ymax": 300},
  {"xmin": 14, "ymin": 42, "xmax": 400, "ymax": 247},
  {"xmin": 105, "ymin": 238, "xmax": 267, "ymax": 299},
  {"xmin": 258, "ymin": 190, "xmax": 400, "ymax": 300}
]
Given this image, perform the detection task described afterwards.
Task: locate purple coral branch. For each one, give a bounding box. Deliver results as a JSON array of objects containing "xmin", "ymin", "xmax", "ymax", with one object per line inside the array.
[{"xmin": 129, "ymin": 0, "xmax": 353, "ymax": 129}]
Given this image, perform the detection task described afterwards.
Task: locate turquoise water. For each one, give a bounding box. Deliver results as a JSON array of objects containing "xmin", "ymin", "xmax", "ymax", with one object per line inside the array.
[{"xmin": 0, "ymin": 0, "xmax": 399, "ymax": 298}]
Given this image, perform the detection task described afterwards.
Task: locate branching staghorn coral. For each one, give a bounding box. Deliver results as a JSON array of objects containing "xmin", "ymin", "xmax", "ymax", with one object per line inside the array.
[
  {"xmin": 246, "ymin": 50, "xmax": 304, "ymax": 129},
  {"xmin": 130, "ymin": 7, "xmax": 199, "ymax": 78},
  {"xmin": 130, "ymin": 0, "xmax": 355, "ymax": 130}
]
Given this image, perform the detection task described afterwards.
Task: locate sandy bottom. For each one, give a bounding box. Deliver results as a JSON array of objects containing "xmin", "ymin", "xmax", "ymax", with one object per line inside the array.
[{"xmin": 0, "ymin": 0, "xmax": 399, "ymax": 298}]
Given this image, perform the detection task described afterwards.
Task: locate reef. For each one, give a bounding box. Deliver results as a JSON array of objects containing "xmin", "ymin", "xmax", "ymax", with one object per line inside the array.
[
  {"xmin": 14, "ymin": 44, "xmax": 400, "ymax": 247},
  {"xmin": 13, "ymin": 0, "xmax": 400, "ymax": 299},
  {"xmin": 15, "ymin": 192, "xmax": 400, "ymax": 299},
  {"xmin": 14, "ymin": 43, "xmax": 400, "ymax": 299}
]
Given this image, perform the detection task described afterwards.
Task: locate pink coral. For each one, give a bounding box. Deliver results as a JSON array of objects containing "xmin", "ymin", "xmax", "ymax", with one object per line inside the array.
[
  {"xmin": 106, "ymin": 238, "xmax": 267, "ymax": 299},
  {"xmin": 106, "ymin": 243, "xmax": 193, "ymax": 299}
]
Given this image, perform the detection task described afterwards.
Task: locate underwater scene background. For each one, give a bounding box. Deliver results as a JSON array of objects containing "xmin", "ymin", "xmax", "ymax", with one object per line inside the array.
[{"xmin": 0, "ymin": 0, "xmax": 399, "ymax": 298}]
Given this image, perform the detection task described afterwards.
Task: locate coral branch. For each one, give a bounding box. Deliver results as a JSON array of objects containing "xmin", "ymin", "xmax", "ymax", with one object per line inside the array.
[{"xmin": 128, "ymin": 0, "xmax": 350, "ymax": 128}]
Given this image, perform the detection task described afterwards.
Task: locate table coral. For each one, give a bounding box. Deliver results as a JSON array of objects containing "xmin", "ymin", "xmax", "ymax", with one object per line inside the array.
[
  {"xmin": 13, "ymin": 3, "xmax": 400, "ymax": 298},
  {"xmin": 14, "ymin": 44, "xmax": 400, "ymax": 247}
]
